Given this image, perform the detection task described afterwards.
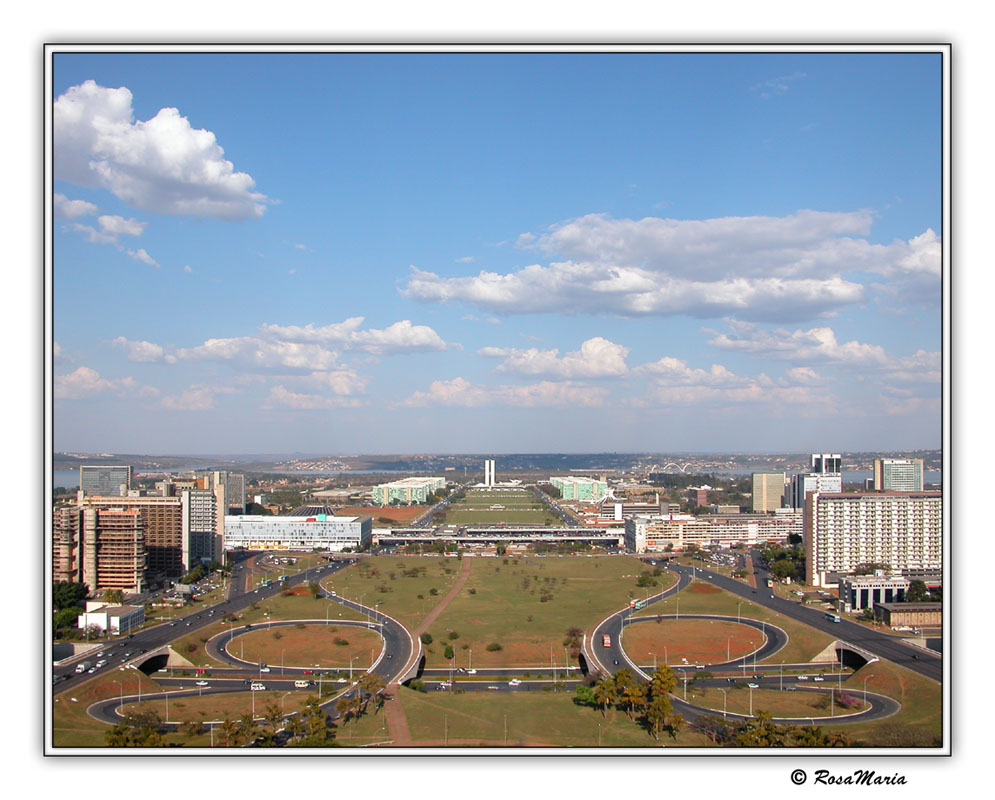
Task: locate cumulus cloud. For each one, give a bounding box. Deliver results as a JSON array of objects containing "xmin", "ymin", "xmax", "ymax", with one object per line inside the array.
[
  {"xmin": 175, "ymin": 337, "xmax": 343, "ymax": 372},
  {"xmin": 751, "ymin": 71, "xmax": 807, "ymax": 98},
  {"xmin": 71, "ymin": 214, "xmax": 146, "ymax": 245},
  {"xmin": 404, "ymin": 211, "xmax": 939, "ymax": 321},
  {"xmin": 54, "ymin": 80, "xmax": 266, "ymax": 219},
  {"xmin": 707, "ymin": 324, "xmax": 889, "ymax": 366},
  {"xmin": 636, "ymin": 356, "xmax": 746, "ymax": 386},
  {"xmin": 54, "ymin": 366, "xmax": 136, "ymax": 399},
  {"xmin": 479, "ymin": 337, "xmax": 630, "ymax": 379},
  {"xmin": 261, "ymin": 386, "xmax": 365, "ymax": 410},
  {"xmin": 403, "ymin": 263, "xmax": 865, "ymax": 322},
  {"xmin": 259, "ymin": 317, "xmax": 451, "ymax": 355},
  {"xmin": 398, "ymin": 377, "xmax": 609, "ymax": 408},
  {"xmin": 112, "ymin": 336, "xmax": 176, "ymax": 363},
  {"xmin": 160, "ymin": 386, "xmax": 219, "ymax": 411},
  {"xmin": 54, "ymin": 193, "xmax": 98, "ymax": 219},
  {"xmin": 127, "ymin": 248, "xmax": 159, "ymax": 268}
]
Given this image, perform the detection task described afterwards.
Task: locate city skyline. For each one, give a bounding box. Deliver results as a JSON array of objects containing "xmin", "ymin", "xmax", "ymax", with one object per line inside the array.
[{"xmin": 52, "ymin": 49, "xmax": 944, "ymax": 455}]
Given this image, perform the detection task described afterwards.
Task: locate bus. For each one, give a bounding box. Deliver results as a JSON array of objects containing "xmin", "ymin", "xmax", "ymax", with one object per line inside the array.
[
  {"xmin": 634, "ymin": 600, "xmax": 645, "ymax": 610},
  {"xmin": 766, "ymin": 578, "xmax": 773, "ymax": 588},
  {"xmin": 602, "ymin": 634, "xmax": 611, "ymax": 647},
  {"xmin": 825, "ymin": 613, "xmax": 841, "ymax": 623}
]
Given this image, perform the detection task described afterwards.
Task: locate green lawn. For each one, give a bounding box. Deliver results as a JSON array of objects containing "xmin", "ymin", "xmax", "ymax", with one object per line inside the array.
[
  {"xmin": 320, "ymin": 556, "xmax": 462, "ymax": 632},
  {"xmin": 436, "ymin": 488, "xmax": 563, "ymax": 526},
  {"xmin": 423, "ymin": 556, "xmax": 678, "ymax": 667},
  {"xmin": 398, "ymin": 686, "xmax": 711, "ymax": 747}
]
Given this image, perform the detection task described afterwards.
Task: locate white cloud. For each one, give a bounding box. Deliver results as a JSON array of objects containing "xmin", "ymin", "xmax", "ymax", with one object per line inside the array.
[
  {"xmin": 479, "ymin": 337, "xmax": 630, "ymax": 379},
  {"xmin": 161, "ymin": 387, "xmax": 218, "ymax": 411},
  {"xmin": 403, "ymin": 263, "xmax": 865, "ymax": 322},
  {"xmin": 707, "ymin": 324, "xmax": 889, "ymax": 366},
  {"xmin": 784, "ymin": 366, "xmax": 822, "ymax": 385},
  {"xmin": 112, "ymin": 336, "xmax": 176, "ymax": 363},
  {"xmin": 637, "ymin": 356, "xmax": 746, "ymax": 386},
  {"xmin": 127, "ymin": 248, "xmax": 159, "ymax": 268},
  {"xmin": 54, "ymin": 193, "xmax": 98, "ymax": 219},
  {"xmin": 455, "ymin": 256, "xmax": 475, "ymax": 263},
  {"xmin": 261, "ymin": 386, "xmax": 365, "ymax": 410},
  {"xmin": 54, "ymin": 80, "xmax": 266, "ymax": 220},
  {"xmin": 175, "ymin": 337, "xmax": 342, "ymax": 371},
  {"xmin": 259, "ymin": 317, "xmax": 450, "ymax": 355},
  {"xmin": 751, "ymin": 71, "xmax": 807, "ymax": 98},
  {"xmin": 398, "ymin": 377, "xmax": 610, "ymax": 408},
  {"xmin": 54, "ymin": 366, "xmax": 135, "ymax": 399},
  {"xmin": 71, "ymin": 214, "xmax": 146, "ymax": 245},
  {"xmin": 183, "ymin": 265, "xmax": 194, "ymax": 274},
  {"xmin": 404, "ymin": 211, "xmax": 939, "ymax": 321}
]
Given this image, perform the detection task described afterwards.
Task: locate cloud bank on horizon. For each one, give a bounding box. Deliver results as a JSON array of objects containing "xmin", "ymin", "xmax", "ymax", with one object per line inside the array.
[{"xmin": 50, "ymin": 54, "xmax": 943, "ymax": 454}]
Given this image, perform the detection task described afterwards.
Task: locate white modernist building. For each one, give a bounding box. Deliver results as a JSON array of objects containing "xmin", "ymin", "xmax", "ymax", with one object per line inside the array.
[
  {"xmin": 804, "ymin": 491, "xmax": 942, "ymax": 587},
  {"xmin": 223, "ymin": 514, "xmax": 372, "ymax": 552},
  {"xmin": 77, "ymin": 601, "xmax": 145, "ymax": 634},
  {"xmin": 372, "ymin": 477, "xmax": 445, "ymax": 506},
  {"xmin": 625, "ymin": 509, "xmax": 802, "ymax": 553}
]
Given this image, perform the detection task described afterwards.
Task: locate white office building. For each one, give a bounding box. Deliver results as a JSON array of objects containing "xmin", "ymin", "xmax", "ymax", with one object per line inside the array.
[
  {"xmin": 873, "ymin": 458, "xmax": 924, "ymax": 492},
  {"xmin": 224, "ymin": 513, "xmax": 372, "ymax": 552}
]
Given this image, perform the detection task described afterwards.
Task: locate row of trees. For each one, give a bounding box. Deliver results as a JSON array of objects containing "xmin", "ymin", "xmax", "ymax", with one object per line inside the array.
[
  {"xmin": 105, "ymin": 676, "xmax": 388, "ymax": 748},
  {"xmin": 695, "ymin": 710, "xmax": 851, "ymax": 747},
  {"xmin": 575, "ymin": 667, "xmax": 684, "ymax": 741}
]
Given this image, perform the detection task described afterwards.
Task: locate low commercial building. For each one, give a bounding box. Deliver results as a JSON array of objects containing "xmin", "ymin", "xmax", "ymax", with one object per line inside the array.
[
  {"xmin": 872, "ymin": 602, "xmax": 942, "ymax": 628},
  {"xmin": 372, "ymin": 477, "xmax": 445, "ymax": 506},
  {"xmin": 77, "ymin": 601, "xmax": 145, "ymax": 635},
  {"xmin": 838, "ymin": 574, "xmax": 910, "ymax": 612},
  {"xmin": 223, "ymin": 513, "xmax": 372, "ymax": 552}
]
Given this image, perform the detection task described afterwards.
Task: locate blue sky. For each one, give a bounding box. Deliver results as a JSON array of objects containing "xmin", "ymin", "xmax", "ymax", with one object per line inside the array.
[{"xmin": 51, "ymin": 51, "xmax": 943, "ymax": 455}]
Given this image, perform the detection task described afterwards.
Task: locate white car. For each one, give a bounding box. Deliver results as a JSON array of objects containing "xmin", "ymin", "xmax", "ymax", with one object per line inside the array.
[
  {"xmin": 251, "ymin": 683, "xmax": 266, "ymax": 691},
  {"xmin": 747, "ymin": 683, "xmax": 759, "ymax": 689},
  {"xmin": 797, "ymin": 675, "xmax": 809, "ymax": 681},
  {"xmin": 294, "ymin": 680, "xmax": 310, "ymax": 688},
  {"xmin": 813, "ymin": 676, "xmax": 825, "ymax": 682},
  {"xmin": 508, "ymin": 679, "xmax": 522, "ymax": 687},
  {"xmin": 466, "ymin": 668, "xmax": 477, "ymax": 675},
  {"xmin": 195, "ymin": 680, "xmax": 209, "ymax": 686},
  {"xmin": 259, "ymin": 667, "xmax": 271, "ymax": 673}
]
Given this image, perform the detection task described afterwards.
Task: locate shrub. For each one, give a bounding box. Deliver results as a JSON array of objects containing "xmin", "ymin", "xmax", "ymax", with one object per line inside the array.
[
  {"xmin": 333, "ymin": 637, "xmax": 350, "ymax": 646},
  {"xmin": 448, "ymin": 630, "xmax": 459, "ymax": 640},
  {"xmin": 420, "ymin": 633, "xmax": 433, "ymax": 645},
  {"xmin": 485, "ymin": 642, "xmax": 502, "ymax": 652}
]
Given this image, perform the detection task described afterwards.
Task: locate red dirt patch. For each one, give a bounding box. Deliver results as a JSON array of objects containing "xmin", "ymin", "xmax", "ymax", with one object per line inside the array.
[
  {"xmin": 337, "ymin": 505, "xmax": 428, "ymax": 523},
  {"xmin": 688, "ymin": 582, "xmax": 721, "ymax": 594},
  {"xmin": 622, "ymin": 619, "xmax": 763, "ymax": 666}
]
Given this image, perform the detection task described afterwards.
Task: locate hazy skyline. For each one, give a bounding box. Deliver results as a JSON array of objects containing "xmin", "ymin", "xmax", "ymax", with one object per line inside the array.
[{"xmin": 52, "ymin": 50, "xmax": 943, "ymax": 455}]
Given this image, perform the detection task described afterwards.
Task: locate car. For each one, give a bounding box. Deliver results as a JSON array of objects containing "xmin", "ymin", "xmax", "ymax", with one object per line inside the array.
[
  {"xmin": 294, "ymin": 680, "xmax": 310, "ymax": 688},
  {"xmin": 487, "ymin": 686, "xmax": 500, "ymax": 691},
  {"xmin": 797, "ymin": 675, "xmax": 809, "ymax": 681},
  {"xmin": 508, "ymin": 679, "xmax": 522, "ymax": 687},
  {"xmin": 813, "ymin": 676, "xmax": 825, "ymax": 682},
  {"xmin": 87, "ymin": 668, "xmax": 96, "ymax": 674},
  {"xmin": 336, "ymin": 678, "xmax": 347, "ymax": 684},
  {"xmin": 303, "ymin": 669, "xmax": 313, "ymax": 675},
  {"xmin": 251, "ymin": 683, "xmax": 266, "ymax": 691},
  {"xmin": 695, "ymin": 664, "xmax": 704, "ymax": 670},
  {"xmin": 195, "ymin": 680, "xmax": 209, "ymax": 686},
  {"xmin": 169, "ymin": 622, "xmax": 176, "ymax": 627},
  {"xmin": 466, "ymin": 668, "xmax": 477, "ymax": 675},
  {"xmin": 770, "ymin": 594, "xmax": 775, "ymax": 599},
  {"xmin": 747, "ymin": 683, "xmax": 759, "ymax": 688},
  {"xmin": 752, "ymin": 590, "xmax": 757, "ymax": 594}
]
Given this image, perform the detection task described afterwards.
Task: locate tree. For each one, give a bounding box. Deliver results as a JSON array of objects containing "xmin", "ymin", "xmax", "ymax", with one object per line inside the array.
[
  {"xmin": 308, "ymin": 582, "xmax": 321, "ymax": 599},
  {"xmin": 53, "ymin": 606, "xmax": 83, "ymax": 630},
  {"xmin": 592, "ymin": 674, "xmax": 619, "ymax": 717},
  {"xmin": 53, "ymin": 581, "xmax": 89, "ymax": 611},
  {"xmin": 573, "ymin": 684, "xmax": 597, "ymax": 708},
  {"xmin": 104, "ymin": 709, "xmax": 167, "ymax": 747},
  {"xmin": 906, "ymin": 580, "xmax": 929, "ymax": 602},
  {"xmin": 102, "ymin": 589, "xmax": 124, "ymax": 604},
  {"xmin": 420, "ymin": 633, "xmax": 433, "ymax": 645},
  {"xmin": 733, "ymin": 711, "xmax": 791, "ymax": 747}
]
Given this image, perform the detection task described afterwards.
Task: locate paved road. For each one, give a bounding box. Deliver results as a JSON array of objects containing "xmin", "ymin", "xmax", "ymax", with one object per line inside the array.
[
  {"xmin": 54, "ymin": 556, "xmax": 359, "ymax": 694},
  {"xmin": 661, "ymin": 553, "xmax": 942, "ymax": 683}
]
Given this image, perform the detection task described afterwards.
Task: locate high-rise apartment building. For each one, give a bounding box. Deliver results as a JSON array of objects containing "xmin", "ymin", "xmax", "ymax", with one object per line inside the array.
[
  {"xmin": 79, "ymin": 465, "xmax": 131, "ymax": 497},
  {"xmin": 53, "ymin": 505, "xmax": 82, "ymax": 584},
  {"xmin": 751, "ymin": 472, "xmax": 786, "ymax": 512},
  {"xmin": 873, "ymin": 458, "xmax": 924, "ymax": 492},
  {"xmin": 787, "ymin": 453, "xmax": 842, "ymax": 509},
  {"xmin": 81, "ymin": 507, "xmax": 146, "ymax": 593},
  {"xmin": 804, "ymin": 490, "xmax": 943, "ymax": 587}
]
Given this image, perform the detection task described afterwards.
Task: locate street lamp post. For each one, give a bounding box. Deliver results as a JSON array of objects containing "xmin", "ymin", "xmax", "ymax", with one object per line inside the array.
[
  {"xmin": 718, "ymin": 687, "xmax": 728, "ymax": 718},
  {"xmin": 727, "ymin": 636, "xmax": 732, "ymax": 663},
  {"xmin": 350, "ymin": 656, "xmax": 356, "ymax": 681},
  {"xmin": 749, "ymin": 686, "xmax": 754, "ymax": 717},
  {"xmin": 281, "ymin": 649, "xmax": 285, "ymax": 676},
  {"xmin": 863, "ymin": 674, "xmax": 874, "ymax": 704}
]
